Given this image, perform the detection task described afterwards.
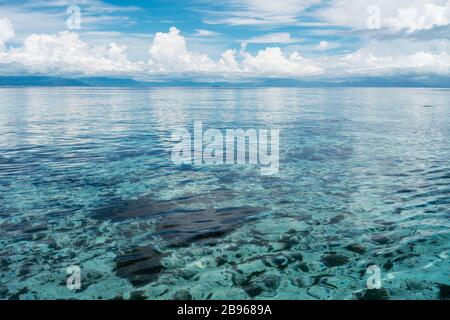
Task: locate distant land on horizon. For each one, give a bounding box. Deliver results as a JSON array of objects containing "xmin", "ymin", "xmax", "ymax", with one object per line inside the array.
[{"xmin": 0, "ymin": 75, "xmax": 449, "ymax": 88}]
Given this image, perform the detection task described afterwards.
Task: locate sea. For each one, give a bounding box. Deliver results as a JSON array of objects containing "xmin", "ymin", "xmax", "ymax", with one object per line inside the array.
[{"xmin": 0, "ymin": 87, "xmax": 449, "ymax": 300}]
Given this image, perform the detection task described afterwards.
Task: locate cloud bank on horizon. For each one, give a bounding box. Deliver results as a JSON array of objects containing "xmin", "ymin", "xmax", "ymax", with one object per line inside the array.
[{"xmin": 0, "ymin": 0, "xmax": 450, "ymax": 81}]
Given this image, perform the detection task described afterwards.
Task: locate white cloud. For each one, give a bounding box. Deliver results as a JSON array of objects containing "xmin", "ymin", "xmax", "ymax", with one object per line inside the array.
[
  {"xmin": 18, "ymin": 0, "xmax": 140, "ymax": 13},
  {"xmin": 0, "ymin": 18, "xmax": 14, "ymax": 50},
  {"xmin": 204, "ymin": 0, "xmax": 319, "ymax": 26},
  {"xmin": 244, "ymin": 33, "xmax": 300, "ymax": 44},
  {"xmin": 0, "ymin": 23, "xmax": 318, "ymax": 77},
  {"xmin": 242, "ymin": 47, "xmax": 322, "ymax": 76},
  {"xmin": 218, "ymin": 49, "xmax": 240, "ymax": 72},
  {"xmin": 0, "ymin": 20, "xmax": 449, "ymax": 79},
  {"xmin": 385, "ymin": 2, "xmax": 450, "ymax": 32},
  {"xmin": 335, "ymin": 39, "xmax": 450, "ymax": 75},
  {"xmin": 0, "ymin": 0, "xmax": 140, "ymax": 43},
  {"xmin": 194, "ymin": 29, "xmax": 220, "ymax": 37},
  {"xmin": 148, "ymin": 27, "xmax": 216, "ymax": 73},
  {"xmin": 318, "ymin": 0, "xmax": 450, "ymax": 32},
  {"xmin": 318, "ymin": 40, "xmax": 329, "ymax": 49},
  {"xmin": 147, "ymin": 27, "xmax": 320, "ymax": 76},
  {"xmin": 342, "ymin": 50, "xmax": 450, "ymax": 75},
  {"xmin": 0, "ymin": 25, "xmax": 141, "ymax": 75}
]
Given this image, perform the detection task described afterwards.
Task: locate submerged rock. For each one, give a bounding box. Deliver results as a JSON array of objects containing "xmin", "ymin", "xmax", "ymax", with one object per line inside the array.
[
  {"xmin": 257, "ymin": 274, "xmax": 281, "ymax": 292},
  {"xmin": 262, "ymin": 255, "xmax": 289, "ymax": 269},
  {"xmin": 321, "ymin": 254, "xmax": 350, "ymax": 267},
  {"xmin": 279, "ymin": 236, "xmax": 298, "ymax": 250},
  {"xmin": 328, "ymin": 215, "xmax": 345, "ymax": 225},
  {"xmin": 216, "ymin": 256, "xmax": 228, "ymax": 267},
  {"xmin": 371, "ymin": 235, "xmax": 392, "ymax": 245},
  {"xmin": 242, "ymin": 274, "xmax": 281, "ymax": 298},
  {"xmin": 261, "ymin": 252, "xmax": 303, "ymax": 270},
  {"xmin": 244, "ymin": 285, "xmax": 264, "ymax": 298},
  {"xmin": 173, "ymin": 289, "xmax": 193, "ymax": 300},
  {"xmin": 232, "ymin": 270, "xmax": 266, "ymax": 298},
  {"xmin": 91, "ymin": 196, "xmax": 174, "ymax": 221},
  {"xmin": 404, "ymin": 280, "xmax": 431, "ymax": 291},
  {"xmin": 130, "ymin": 290, "xmax": 148, "ymax": 300},
  {"xmin": 357, "ymin": 288, "xmax": 390, "ymax": 300},
  {"xmin": 178, "ymin": 269, "xmax": 197, "ymax": 281},
  {"xmin": 76, "ymin": 269, "xmax": 103, "ymax": 292},
  {"xmin": 92, "ymin": 192, "xmax": 266, "ymax": 249},
  {"xmin": 156, "ymin": 206, "xmax": 266, "ymax": 248},
  {"xmin": 294, "ymin": 262, "xmax": 310, "ymax": 273},
  {"xmin": 115, "ymin": 246, "xmax": 166, "ymax": 287},
  {"xmin": 7, "ymin": 288, "xmax": 29, "ymax": 300},
  {"xmin": 288, "ymin": 252, "xmax": 304, "ymax": 262},
  {"xmin": 438, "ymin": 283, "xmax": 450, "ymax": 300},
  {"xmin": 0, "ymin": 285, "xmax": 9, "ymax": 298},
  {"xmin": 0, "ymin": 257, "xmax": 11, "ymax": 270},
  {"xmin": 383, "ymin": 260, "xmax": 394, "ymax": 270},
  {"xmin": 345, "ymin": 243, "xmax": 366, "ymax": 254},
  {"xmin": 92, "ymin": 189, "xmax": 236, "ymax": 222}
]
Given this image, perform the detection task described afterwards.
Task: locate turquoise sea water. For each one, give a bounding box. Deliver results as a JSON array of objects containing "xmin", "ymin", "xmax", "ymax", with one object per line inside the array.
[{"xmin": 0, "ymin": 87, "xmax": 449, "ymax": 300}]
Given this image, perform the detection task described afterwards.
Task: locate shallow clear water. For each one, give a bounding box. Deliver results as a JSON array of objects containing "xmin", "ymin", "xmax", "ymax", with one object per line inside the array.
[{"xmin": 0, "ymin": 87, "xmax": 449, "ymax": 300}]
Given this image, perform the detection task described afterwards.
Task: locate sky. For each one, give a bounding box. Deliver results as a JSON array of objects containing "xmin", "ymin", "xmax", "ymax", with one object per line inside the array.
[{"xmin": 0, "ymin": 0, "xmax": 450, "ymax": 82}]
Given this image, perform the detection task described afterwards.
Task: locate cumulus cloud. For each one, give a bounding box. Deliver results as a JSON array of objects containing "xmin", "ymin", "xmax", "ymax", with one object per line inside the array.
[
  {"xmin": 0, "ymin": 23, "xmax": 141, "ymax": 75},
  {"xmin": 0, "ymin": 22, "xmax": 321, "ymax": 78},
  {"xmin": 341, "ymin": 50, "xmax": 450, "ymax": 75},
  {"xmin": 147, "ymin": 27, "xmax": 321, "ymax": 76},
  {"xmin": 14, "ymin": 32, "xmax": 140, "ymax": 74},
  {"xmin": 385, "ymin": 1, "xmax": 450, "ymax": 32},
  {"xmin": 318, "ymin": 0, "xmax": 450, "ymax": 32},
  {"xmin": 335, "ymin": 39, "xmax": 450, "ymax": 75},
  {"xmin": 0, "ymin": 19, "xmax": 449, "ymax": 80},
  {"xmin": 218, "ymin": 49, "xmax": 240, "ymax": 72},
  {"xmin": 148, "ymin": 27, "xmax": 216, "ymax": 73},
  {"xmin": 242, "ymin": 47, "xmax": 322, "ymax": 76}
]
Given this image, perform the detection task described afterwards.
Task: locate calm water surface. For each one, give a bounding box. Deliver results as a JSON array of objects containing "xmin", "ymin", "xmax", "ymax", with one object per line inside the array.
[{"xmin": 0, "ymin": 87, "xmax": 449, "ymax": 300}]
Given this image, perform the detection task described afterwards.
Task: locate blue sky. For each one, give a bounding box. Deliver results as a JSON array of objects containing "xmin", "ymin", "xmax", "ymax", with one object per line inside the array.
[{"xmin": 0, "ymin": 0, "xmax": 450, "ymax": 81}]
